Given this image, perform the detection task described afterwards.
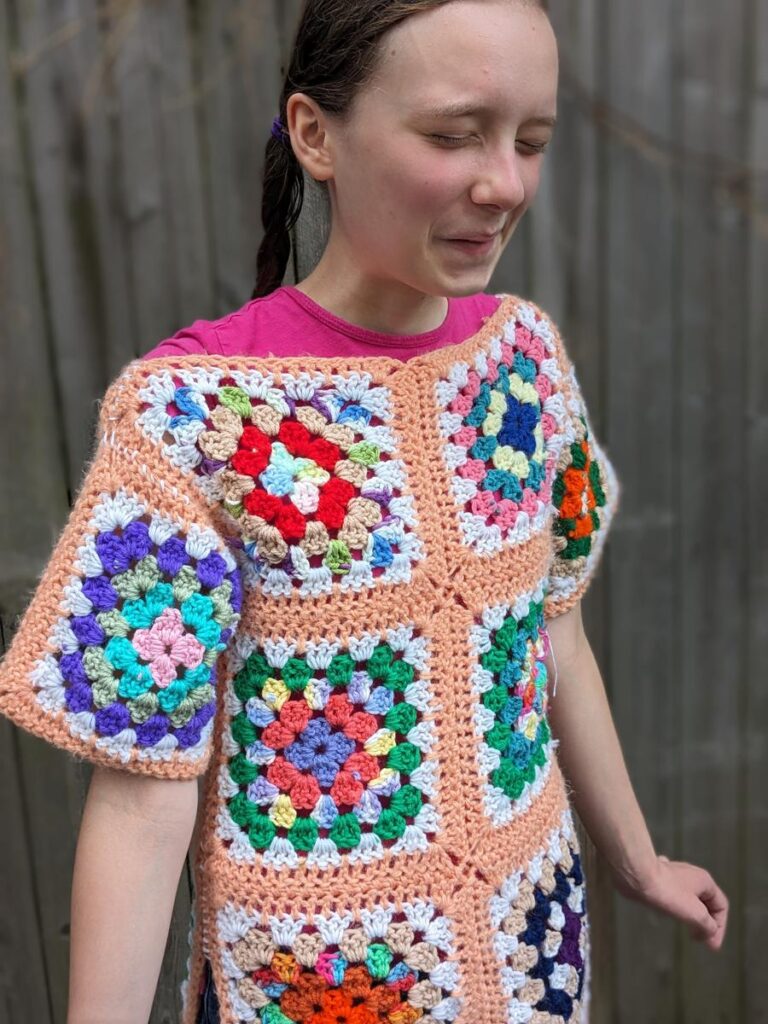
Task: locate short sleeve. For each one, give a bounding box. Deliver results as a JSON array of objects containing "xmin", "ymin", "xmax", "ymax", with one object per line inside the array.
[
  {"xmin": 142, "ymin": 322, "xmax": 224, "ymax": 360},
  {"xmin": 0, "ymin": 368, "xmax": 242, "ymax": 777},
  {"xmin": 544, "ymin": 326, "xmax": 620, "ymax": 618}
]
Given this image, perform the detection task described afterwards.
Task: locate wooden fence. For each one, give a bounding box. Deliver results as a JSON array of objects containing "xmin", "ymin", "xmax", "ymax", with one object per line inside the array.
[{"xmin": 0, "ymin": 0, "xmax": 766, "ymax": 1021}]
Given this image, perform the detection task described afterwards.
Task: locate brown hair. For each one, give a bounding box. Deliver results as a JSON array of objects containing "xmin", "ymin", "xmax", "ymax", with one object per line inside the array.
[{"xmin": 253, "ymin": 0, "xmax": 545, "ymax": 299}]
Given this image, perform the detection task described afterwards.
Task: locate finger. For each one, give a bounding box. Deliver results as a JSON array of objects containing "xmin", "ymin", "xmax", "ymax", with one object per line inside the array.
[
  {"xmin": 689, "ymin": 904, "xmax": 719, "ymax": 944},
  {"xmin": 696, "ymin": 872, "xmax": 726, "ymax": 904},
  {"xmin": 703, "ymin": 883, "xmax": 729, "ymax": 917},
  {"xmin": 697, "ymin": 876, "xmax": 729, "ymax": 932}
]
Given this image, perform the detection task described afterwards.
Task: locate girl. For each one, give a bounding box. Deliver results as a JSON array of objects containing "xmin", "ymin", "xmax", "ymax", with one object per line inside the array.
[{"xmin": 0, "ymin": 1, "xmax": 728, "ymax": 1022}]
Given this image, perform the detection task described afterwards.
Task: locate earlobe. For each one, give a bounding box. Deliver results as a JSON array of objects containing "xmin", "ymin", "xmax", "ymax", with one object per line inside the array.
[{"xmin": 286, "ymin": 92, "xmax": 334, "ymax": 183}]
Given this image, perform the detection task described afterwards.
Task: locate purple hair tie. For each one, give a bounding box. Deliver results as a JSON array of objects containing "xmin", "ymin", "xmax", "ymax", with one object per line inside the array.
[{"xmin": 271, "ymin": 115, "xmax": 289, "ymax": 143}]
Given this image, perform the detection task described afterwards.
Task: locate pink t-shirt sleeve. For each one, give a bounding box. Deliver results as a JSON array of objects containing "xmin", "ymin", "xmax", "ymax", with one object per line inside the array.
[{"xmin": 142, "ymin": 321, "xmax": 225, "ymax": 360}]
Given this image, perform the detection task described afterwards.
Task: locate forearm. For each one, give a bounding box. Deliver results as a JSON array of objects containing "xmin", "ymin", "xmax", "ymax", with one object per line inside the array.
[
  {"xmin": 67, "ymin": 766, "xmax": 199, "ymax": 1024},
  {"xmin": 544, "ymin": 603, "xmax": 657, "ymax": 890}
]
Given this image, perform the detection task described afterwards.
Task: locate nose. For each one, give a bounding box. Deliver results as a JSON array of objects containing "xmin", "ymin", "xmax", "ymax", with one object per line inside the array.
[{"xmin": 469, "ymin": 144, "xmax": 526, "ymax": 211}]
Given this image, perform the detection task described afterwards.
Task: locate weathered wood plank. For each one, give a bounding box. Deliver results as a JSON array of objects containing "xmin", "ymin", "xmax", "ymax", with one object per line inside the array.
[
  {"xmin": 198, "ymin": 0, "xmax": 282, "ymax": 312},
  {"xmin": 0, "ymin": 622, "xmax": 52, "ymax": 1023},
  {"xmin": 68, "ymin": 0, "xmax": 136, "ymax": 376},
  {"xmin": 2, "ymin": 4, "xmax": 91, "ymax": 1012},
  {"xmin": 0, "ymin": 0, "xmax": 71, "ymax": 615},
  {"xmin": 744, "ymin": 2, "xmax": 768, "ymax": 1017},
  {"xmin": 677, "ymin": 1, "xmax": 751, "ymax": 1018},
  {"xmin": 13, "ymin": 0, "xmax": 108, "ymax": 482},
  {"xmin": 601, "ymin": 0, "xmax": 682, "ymax": 1019},
  {"xmin": 14, "ymin": 736, "xmax": 88, "ymax": 1024},
  {"xmin": 110, "ymin": 0, "xmax": 212, "ymax": 351},
  {"xmin": 540, "ymin": 6, "xmax": 618, "ymax": 1019}
]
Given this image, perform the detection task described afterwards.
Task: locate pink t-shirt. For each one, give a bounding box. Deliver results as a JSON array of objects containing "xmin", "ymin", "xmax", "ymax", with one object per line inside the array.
[{"xmin": 142, "ymin": 285, "xmax": 502, "ymax": 362}]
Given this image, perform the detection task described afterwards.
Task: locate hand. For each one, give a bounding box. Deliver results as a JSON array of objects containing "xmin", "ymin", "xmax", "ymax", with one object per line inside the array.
[{"xmin": 611, "ymin": 854, "xmax": 729, "ymax": 951}]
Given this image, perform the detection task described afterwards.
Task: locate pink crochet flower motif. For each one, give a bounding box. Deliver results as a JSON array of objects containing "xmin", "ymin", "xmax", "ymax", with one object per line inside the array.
[{"xmin": 132, "ymin": 607, "xmax": 205, "ymax": 688}]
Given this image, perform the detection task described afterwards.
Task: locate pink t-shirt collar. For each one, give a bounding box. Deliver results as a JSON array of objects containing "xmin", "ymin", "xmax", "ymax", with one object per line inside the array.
[{"xmin": 280, "ymin": 286, "xmax": 462, "ymax": 351}]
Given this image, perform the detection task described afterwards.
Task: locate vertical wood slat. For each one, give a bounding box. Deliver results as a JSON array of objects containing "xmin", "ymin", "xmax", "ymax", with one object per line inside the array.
[
  {"xmin": 0, "ymin": 0, "xmax": 71, "ymax": 616},
  {"xmin": 198, "ymin": 0, "xmax": 282, "ymax": 313},
  {"xmin": 110, "ymin": 0, "xmax": 212, "ymax": 353},
  {"xmin": 69, "ymin": 0, "xmax": 136, "ymax": 378},
  {"xmin": 600, "ymin": 1, "xmax": 682, "ymax": 1019},
  {"xmin": 0, "ymin": 716, "xmax": 52, "ymax": 1023},
  {"xmin": 539, "ymin": 5, "xmax": 618, "ymax": 1020},
  {"xmin": 1, "ymin": 3, "xmax": 88, "ymax": 1019},
  {"xmin": 744, "ymin": 1, "xmax": 768, "ymax": 1019},
  {"xmin": 14, "ymin": 0, "xmax": 107, "ymax": 482},
  {"xmin": 677, "ymin": 1, "xmax": 751, "ymax": 1019}
]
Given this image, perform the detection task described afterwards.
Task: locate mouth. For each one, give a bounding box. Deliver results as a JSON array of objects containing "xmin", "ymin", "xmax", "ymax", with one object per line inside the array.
[{"xmin": 439, "ymin": 232, "xmax": 501, "ymax": 258}]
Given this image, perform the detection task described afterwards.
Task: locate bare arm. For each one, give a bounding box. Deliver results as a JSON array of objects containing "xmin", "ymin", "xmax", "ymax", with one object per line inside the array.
[
  {"xmin": 544, "ymin": 602, "xmax": 657, "ymax": 888},
  {"xmin": 544, "ymin": 601, "xmax": 728, "ymax": 951},
  {"xmin": 67, "ymin": 766, "xmax": 199, "ymax": 1024}
]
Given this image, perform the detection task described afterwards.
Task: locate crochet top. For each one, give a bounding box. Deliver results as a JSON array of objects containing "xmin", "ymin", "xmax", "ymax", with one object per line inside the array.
[{"xmin": 0, "ymin": 294, "xmax": 619, "ymax": 1024}]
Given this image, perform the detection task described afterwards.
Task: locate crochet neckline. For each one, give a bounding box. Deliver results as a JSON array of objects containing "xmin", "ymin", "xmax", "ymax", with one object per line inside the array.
[{"xmin": 134, "ymin": 293, "xmax": 524, "ymax": 377}]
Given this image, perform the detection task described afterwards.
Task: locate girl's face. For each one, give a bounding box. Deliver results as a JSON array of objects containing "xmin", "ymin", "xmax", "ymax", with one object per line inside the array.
[{"xmin": 324, "ymin": 0, "xmax": 559, "ymax": 297}]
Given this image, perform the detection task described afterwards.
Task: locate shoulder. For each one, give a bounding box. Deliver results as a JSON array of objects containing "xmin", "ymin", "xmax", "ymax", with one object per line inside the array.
[
  {"xmin": 141, "ymin": 289, "xmax": 308, "ymax": 360},
  {"xmin": 141, "ymin": 296, "xmax": 272, "ymax": 360}
]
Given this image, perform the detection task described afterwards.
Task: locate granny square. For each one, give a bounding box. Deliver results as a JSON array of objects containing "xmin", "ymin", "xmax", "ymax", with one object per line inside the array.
[
  {"xmin": 137, "ymin": 368, "xmax": 424, "ymax": 597},
  {"xmin": 30, "ymin": 490, "xmax": 241, "ymax": 766},
  {"xmin": 490, "ymin": 810, "xmax": 589, "ymax": 1023},
  {"xmin": 435, "ymin": 302, "xmax": 567, "ymax": 555},
  {"xmin": 217, "ymin": 899, "xmax": 463, "ymax": 1024},
  {"xmin": 469, "ymin": 579, "xmax": 554, "ymax": 826},
  {"xmin": 218, "ymin": 625, "xmax": 440, "ymax": 869}
]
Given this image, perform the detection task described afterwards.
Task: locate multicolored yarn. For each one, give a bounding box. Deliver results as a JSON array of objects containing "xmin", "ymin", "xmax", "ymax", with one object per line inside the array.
[
  {"xmin": 30, "ymin": 490, "xmax": 241, "ymax": 766},
  {"xmin": 470, "ymin": 580, "xmax": 554, "ymax": 827},
  {"xmin": 217, "ymin": 899, "xmax": 462, "ymax": 1024},
  {"xmin": 544, "ymin": 355, "xmax": 618, "ymax": 616},
  {"xmin": 137, "ymin": 369, "xmax": 424, "ymax": 597},
  {"xmin": 490, "ymin": 809, "xmax": 589, "ymax": 1023},
  {"xmin": 0, "ymin": 294, "xmax": 618, "ymax": 1022},
  {"xmin": 436, "ymin": 302, "xmax": 567, "ymax": 556},
  {"xmin": 218, "ymin": 625, "xmax": 439, "ymax": 869}
]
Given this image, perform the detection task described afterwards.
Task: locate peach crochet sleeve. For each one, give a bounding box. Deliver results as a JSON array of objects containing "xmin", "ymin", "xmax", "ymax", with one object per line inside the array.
[
  {"xmin": 544, "ymin": 322, "xmax": 620, "ymax": 618},
  {"xmin": 0, "ymin": 365, "xmax": 242, "ymax": 778}
]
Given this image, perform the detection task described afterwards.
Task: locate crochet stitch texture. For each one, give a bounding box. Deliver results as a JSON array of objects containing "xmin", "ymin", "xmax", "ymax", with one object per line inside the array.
[{"xmin": 0, "ymin": 295, "xmax": 618, "ymax": 1024}]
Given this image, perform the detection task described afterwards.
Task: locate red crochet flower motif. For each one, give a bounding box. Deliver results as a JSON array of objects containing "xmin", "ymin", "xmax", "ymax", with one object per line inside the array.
[
  {"xmin": 263, "ymin": 694, "xmax": 380, "ymax": 809},
  {"xmin": 235, "ymin": 421, "xmax": 356, "ymax": 543}
]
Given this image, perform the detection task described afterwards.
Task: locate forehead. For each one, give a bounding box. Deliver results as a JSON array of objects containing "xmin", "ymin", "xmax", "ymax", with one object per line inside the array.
[{"xmin": 367, "ymin": 1, "xmax": 558, "ymax": 116}]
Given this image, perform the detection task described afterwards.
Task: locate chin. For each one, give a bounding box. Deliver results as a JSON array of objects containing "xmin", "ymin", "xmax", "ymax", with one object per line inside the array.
[{"xmin": 436, "ymin": 268, "xmax": 495, "ymax": 298}]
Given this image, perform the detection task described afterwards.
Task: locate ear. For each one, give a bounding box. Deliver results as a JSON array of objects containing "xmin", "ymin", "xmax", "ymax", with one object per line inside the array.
[{"xmin": 286, "ymin": 92, "xmax": 335, "ymax": 183}]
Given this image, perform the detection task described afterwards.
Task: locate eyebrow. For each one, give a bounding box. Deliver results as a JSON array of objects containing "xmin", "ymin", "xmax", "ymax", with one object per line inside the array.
[{"xmin": 417, "ymin": 101, "xmax": 557, "ymax": 128}]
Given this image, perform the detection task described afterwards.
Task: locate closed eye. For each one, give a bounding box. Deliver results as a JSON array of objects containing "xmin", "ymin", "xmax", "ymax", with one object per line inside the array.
[
  {"xmin": 430, "ymin": 134, "xmax": 473, "ymax": 147},
  {"xmin": 429, "ymin": 134, "xmax": 550, "ymax": 153}
]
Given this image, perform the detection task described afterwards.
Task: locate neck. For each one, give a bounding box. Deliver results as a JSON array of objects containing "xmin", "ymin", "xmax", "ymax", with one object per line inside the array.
[{"xmin": 295, "ymin": 237, "xmax": 448, "ymax": 336}]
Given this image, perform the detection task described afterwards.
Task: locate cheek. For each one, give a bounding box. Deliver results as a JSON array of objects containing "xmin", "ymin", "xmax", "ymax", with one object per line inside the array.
[{"xmin": 373, "ymin": 148, "xmax": 468, "ymax": 221}]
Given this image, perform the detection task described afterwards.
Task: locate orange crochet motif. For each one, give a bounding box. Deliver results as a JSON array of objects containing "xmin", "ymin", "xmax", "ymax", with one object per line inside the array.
[{"xmin": 0, "ymin": 295, "xmax": 619, "ymax": 1024}]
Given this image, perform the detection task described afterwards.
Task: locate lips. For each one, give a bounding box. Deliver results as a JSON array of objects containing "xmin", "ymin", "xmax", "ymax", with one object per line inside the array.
[
  {"xmin": 446, "ymin": 232, "xmax": 500, "ymax": 243},
  {"xmin": 444, "ymin": 228, "xmax": 505, "ymax": 241},
  {"xmin": 439, "ymin": 233, "xmax": 500, "ymax": 258}
]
